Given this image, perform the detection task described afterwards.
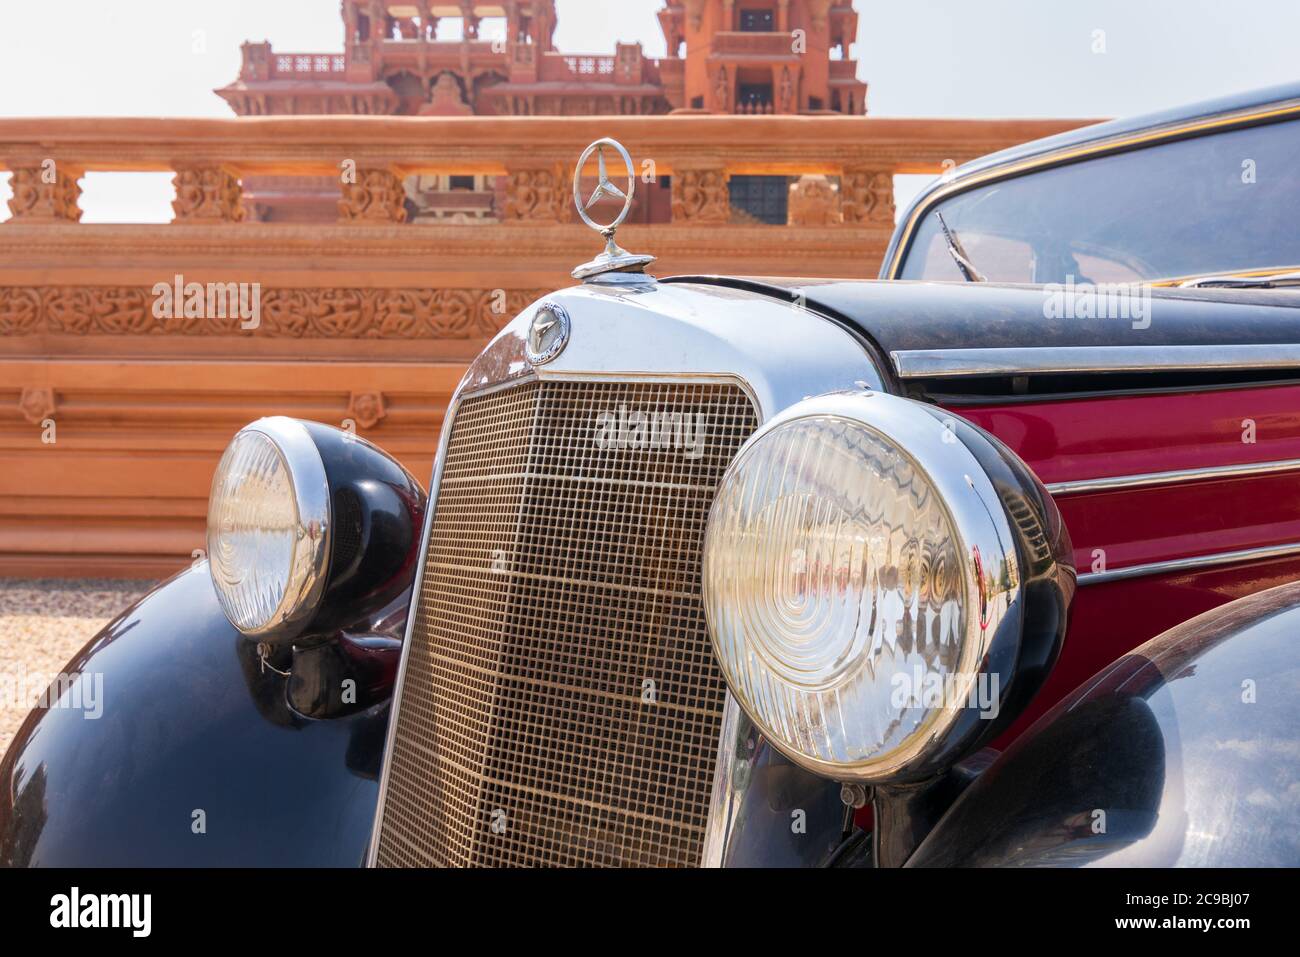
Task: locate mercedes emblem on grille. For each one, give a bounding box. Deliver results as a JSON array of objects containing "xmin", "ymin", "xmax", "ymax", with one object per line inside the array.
[{"xmin": 525, "ymin": 301, "xmax": 571, "ymax": 365}]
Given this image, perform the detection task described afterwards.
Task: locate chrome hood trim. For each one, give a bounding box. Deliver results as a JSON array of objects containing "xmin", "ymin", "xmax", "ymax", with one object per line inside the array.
[{"xmin": 892, "ymin": 343, "xmax": 1300, "ymax": 380}]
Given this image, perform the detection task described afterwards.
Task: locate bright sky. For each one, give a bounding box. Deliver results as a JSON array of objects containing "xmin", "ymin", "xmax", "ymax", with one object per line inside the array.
[{"xmin": 1, "ymin": 0, "xmax": 1297, "ymax": 220}]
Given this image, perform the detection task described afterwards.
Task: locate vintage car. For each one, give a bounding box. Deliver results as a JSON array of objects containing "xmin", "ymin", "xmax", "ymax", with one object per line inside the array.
[{"xmin": 3, "ymin": 83, "xmax": 1299, "ymax": 869}]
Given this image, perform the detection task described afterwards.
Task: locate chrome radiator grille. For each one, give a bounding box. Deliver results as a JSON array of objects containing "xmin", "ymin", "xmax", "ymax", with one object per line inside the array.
[{"xmin": 374, "ymin": 378, "xmax": 759, "ymax": 867}]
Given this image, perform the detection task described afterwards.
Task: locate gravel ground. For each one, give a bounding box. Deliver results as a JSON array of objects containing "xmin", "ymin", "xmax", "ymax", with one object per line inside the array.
[{"xmin": 0, "ymin": 579, "xmax": 152, "ymax": 757}]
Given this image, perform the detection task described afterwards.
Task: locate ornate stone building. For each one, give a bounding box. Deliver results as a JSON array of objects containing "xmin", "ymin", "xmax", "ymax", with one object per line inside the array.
[
  {"xmin": 217, "ymin": 1, "xmax": 866, "ymax": 118},
  {"xmin": 216, "ymin": 2, "xmax": 868, "ymax": 223},
  {"xmin": 662, "ymin": 0, "xmax": 865, "ymax": 115}
]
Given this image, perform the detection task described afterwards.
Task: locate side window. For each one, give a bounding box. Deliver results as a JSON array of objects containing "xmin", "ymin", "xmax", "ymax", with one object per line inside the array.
[{"xmin": 898, "ymin": 117, "xmax": 1300, "ymax": 283}]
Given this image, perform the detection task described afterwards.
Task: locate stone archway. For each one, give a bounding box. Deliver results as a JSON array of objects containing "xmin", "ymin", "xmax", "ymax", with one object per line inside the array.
[{"xmin": 470, "ymin": 70, "xmax": 509, "ymax": 115}]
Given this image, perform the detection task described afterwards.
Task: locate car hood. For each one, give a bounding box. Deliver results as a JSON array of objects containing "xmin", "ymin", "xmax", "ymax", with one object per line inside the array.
[{"xmin": 664, "ymin": 275, "xmax": 1300, "ymax": 359}]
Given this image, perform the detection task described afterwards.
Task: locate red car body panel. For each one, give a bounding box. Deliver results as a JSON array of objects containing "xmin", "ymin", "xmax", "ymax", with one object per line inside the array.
[{"xmin": 951, "ymin": 382, "xmax": 1300, "ymax": 740}]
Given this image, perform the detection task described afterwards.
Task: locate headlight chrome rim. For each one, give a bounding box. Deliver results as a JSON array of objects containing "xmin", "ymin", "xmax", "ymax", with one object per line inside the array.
[
  {"xmin": 207, "ymin": 416, "xmax": 332, "ymax": 638},
  {"xmin": 702, "ymin": 390, "xmax": 1022, "ymax": 783}
]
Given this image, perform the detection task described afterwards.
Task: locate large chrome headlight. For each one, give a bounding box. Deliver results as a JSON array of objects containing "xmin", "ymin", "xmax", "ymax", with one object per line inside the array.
[
  {"xmin": 703, "ymin": 390, "xmax": 1072, "ymax": 783},
  {"xmin": 207, "ymin": 417, "xmax": 331, "ymax": 637},
  {"xmin": 207, "ymin": 416, "xmax": 427, "ymax": 643}
]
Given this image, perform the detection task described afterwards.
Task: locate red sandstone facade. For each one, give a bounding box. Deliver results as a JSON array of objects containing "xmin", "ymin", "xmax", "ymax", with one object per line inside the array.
[
  {"xmin": 217, "ymin": 1, "xmax": 867, "ymax": 118},
  {"xmin": 1, "ymin": 111, "xmax": 1094, "ymax": 577},
  {"xmin": 0, "ymin": 6, "xmax": 1098, "ymax": 578}
]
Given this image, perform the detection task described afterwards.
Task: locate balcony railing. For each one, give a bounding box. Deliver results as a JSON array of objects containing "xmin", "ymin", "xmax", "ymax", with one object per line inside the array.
[
  {"xmin": 538, "ymin": 52, "xmax": 625, "ymax": 83},
  {"xmin": 0, "ymin": 113, "xmax": 1095, "ymax": 576},
  {"xmin": 272, "ymin": 53, "xmax": 347, "ymax": 77},
  {"xmin": 563, "ymin": 55, "xmax": 616, "ymax": 75}
]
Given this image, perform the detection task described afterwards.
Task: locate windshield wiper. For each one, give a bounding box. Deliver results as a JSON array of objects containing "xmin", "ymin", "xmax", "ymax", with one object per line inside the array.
[
  {"xmin": 1179, "ymin": 270, "xmax": 1300, "ymax": 289},
  {"xmin": 934, "ymin": 212, "xmax": 987, "ymax": 283}
]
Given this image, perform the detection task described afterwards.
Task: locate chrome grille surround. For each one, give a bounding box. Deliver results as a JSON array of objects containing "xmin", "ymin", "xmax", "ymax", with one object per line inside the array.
[{"xmin": 368, "ymin": 279, "xmax": 887, "ymax": 868}]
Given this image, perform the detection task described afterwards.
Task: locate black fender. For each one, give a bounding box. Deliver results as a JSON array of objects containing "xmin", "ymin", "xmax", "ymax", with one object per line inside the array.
[
  {"xmin": 0, "ymin": 565, "xmax": 392, "ymax": 867},
  {"xmin": 907, "ymin": 580, "xmax": 1300, "ymax": 867}
]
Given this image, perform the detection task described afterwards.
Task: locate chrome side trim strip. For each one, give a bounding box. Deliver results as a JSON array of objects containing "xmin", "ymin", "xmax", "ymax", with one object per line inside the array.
[
  {"xmin": 1046, "ymin": 457, "xmax": 1300, "ymax": 496},
  {"xmin": 891, "ymin": 345, "xmax": 1300, "ymax": 380},
  {"xmin": 1077, "ymin": 541, "xmax": 1300, "ymax": 586}
]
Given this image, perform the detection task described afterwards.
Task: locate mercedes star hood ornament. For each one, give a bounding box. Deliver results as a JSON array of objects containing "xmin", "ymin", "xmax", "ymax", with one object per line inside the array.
[{"xmin": 571, "ymin": 137, "xmax": 657, "ymax": 281}]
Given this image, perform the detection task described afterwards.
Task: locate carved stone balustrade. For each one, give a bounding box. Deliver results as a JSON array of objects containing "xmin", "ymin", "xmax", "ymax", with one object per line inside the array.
[
  {"xmin": 171, "ymin": 164, "xmax": 247, "ymax": 223},
  {"xmin": 503, "ymin": 164, "xmax": 571, "ymax": 222},
  {"xmin": 338, "ymin": 165, "xmax": 408, "ymax": 223},
  {"xmin": 788, "ymin": 174, "xmax": 841, "ymax": 226},
  {"xmin": 6, "ymin": 163, "xmax": 83, "ymax": 222},
  {"xmin": 0, "ymin": 113, "xmax": 1095, "ymax": 576},
  {"xmin": 841, "ymin": 165, "xmax": 896, "ymax": 225}
]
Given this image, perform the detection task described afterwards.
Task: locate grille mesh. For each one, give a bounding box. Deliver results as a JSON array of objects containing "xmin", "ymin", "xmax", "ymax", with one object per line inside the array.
[{"xmin": 374, "ymin": 378, "xmax": 759, "ymax": 867}]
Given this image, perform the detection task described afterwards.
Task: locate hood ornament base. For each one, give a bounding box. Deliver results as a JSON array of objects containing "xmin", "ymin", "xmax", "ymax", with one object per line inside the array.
[
  {"xmin": 571, "ymin": 138, "xmax": 656, "ymax": 282},
  {"xmin": 572, "ymin": 230, "xmax": 657, "ymax": 281}
]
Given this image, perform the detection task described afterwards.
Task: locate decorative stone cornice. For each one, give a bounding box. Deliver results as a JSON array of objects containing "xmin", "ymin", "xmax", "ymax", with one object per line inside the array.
[
  {"xmin": 0, "ymin": 221, "xmax": 891, "ymax": 290},
  {"xmin": 0, "ymin": 286, "xmax": 548, "ymax": 338},
  {"xmin": 0, "ymin": 115, "xmax": 1096, "ymax": 174}
]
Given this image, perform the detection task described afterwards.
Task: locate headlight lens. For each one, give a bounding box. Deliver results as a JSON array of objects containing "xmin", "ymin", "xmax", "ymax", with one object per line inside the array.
[
  {"xmin": 207, "ymin": 417, "xmax": 330, "ymax": 637},
  {"xmin": 703, "ymin": 392, "xmax": 1018, "ymax": 782}
]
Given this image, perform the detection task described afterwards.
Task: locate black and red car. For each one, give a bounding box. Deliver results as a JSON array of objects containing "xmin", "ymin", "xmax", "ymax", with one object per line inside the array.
[{"xmin": 3, "ymin": 83, "xmax": 1299, "ymax": 868}]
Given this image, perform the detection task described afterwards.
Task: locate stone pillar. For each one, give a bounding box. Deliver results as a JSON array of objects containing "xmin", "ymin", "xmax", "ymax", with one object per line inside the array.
[
  {"xmin": 5, "ymin": 162, "xmax": 83, "ymax": 223},
  {"xmin": 841, "ymin": 165, "xmax": 896, "ymax": 225},
  {"xmin": 369, "ymin": 0, "xmax": 385, "ymax": 51},
  {"xmin": 460, "ymin": 0, "xmax": 479, "ymax": 39},
  {"xmin": 240, "ymin": 41, "xmax": 272, "ymax": 81},
  {"xmin": 685, "ymin": 0, "xmax": 705, "ymax": 31},
  {"xmin": 778, "ymin": 0, "xmax": 790, "ymax": 33},
  {"xmin": 338, "ymin": 166, "xmax": 409, "ymax": 223},
  {"xmin": 671, "ymin": 166, "xmax": 730, "ymax": 223},
  {"xmin": 343, "ymin": 0, "xmax": 358, "ymax": 42},
  {"xmin": 171, "ymin": 164, "xmax": 247, "ymax": 223},
  {"xmin": 416, "ymin": 1, "xmax": 430, "ymax": 74},
  {"xmin": 502, "ymin": 164, "xmax": 569, "ymax": 222}
]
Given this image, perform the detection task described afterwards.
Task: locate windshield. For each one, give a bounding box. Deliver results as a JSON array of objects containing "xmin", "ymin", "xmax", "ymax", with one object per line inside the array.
[{"xmin": 898, "ymin": 117, "xmax": 1300, "ymax": 284}]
